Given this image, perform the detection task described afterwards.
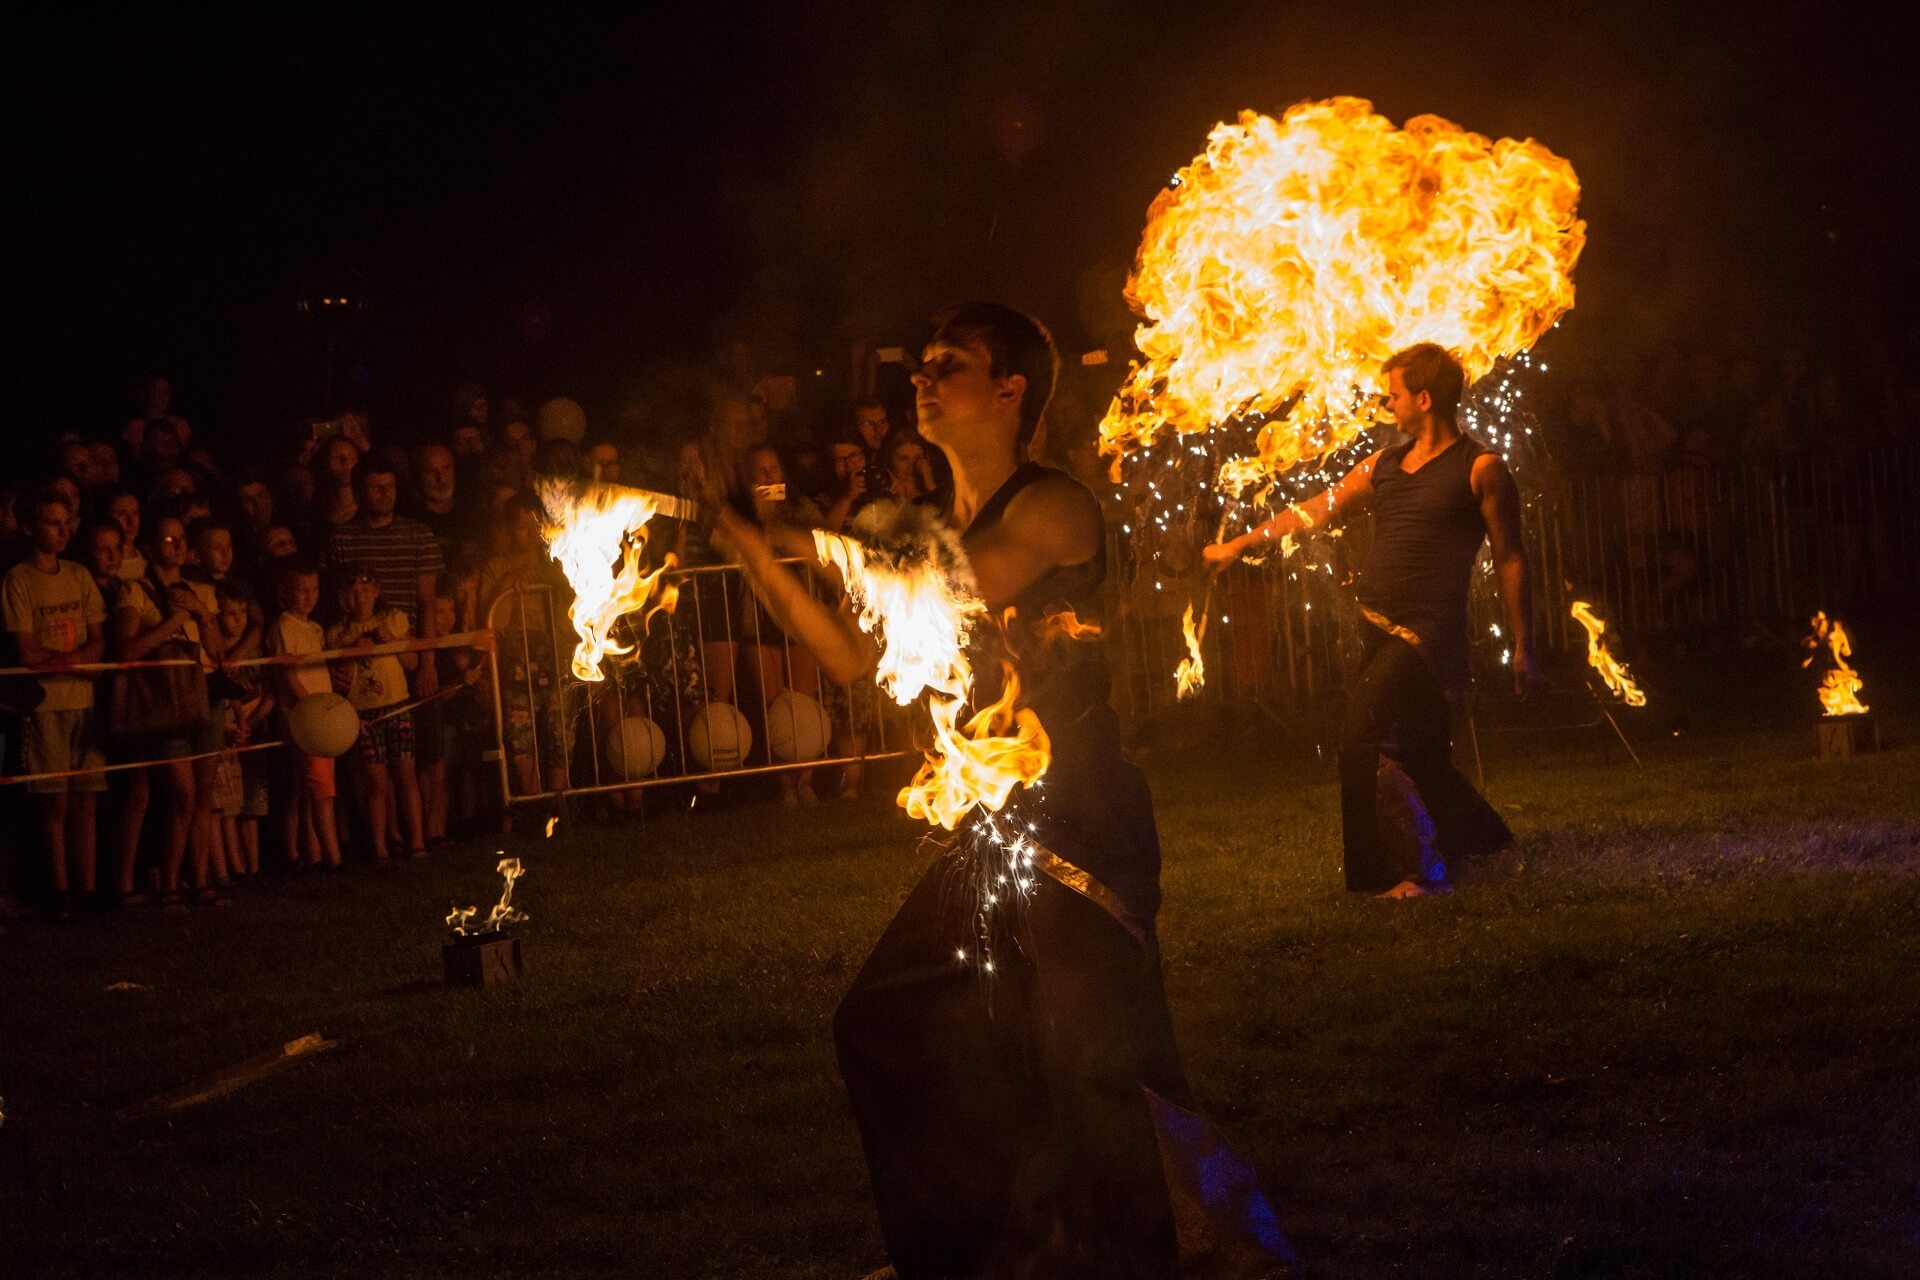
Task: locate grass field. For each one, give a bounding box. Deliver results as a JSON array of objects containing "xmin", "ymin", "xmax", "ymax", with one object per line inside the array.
[{"xmin": 4, "ymin": 660, "xmax": 1920, "ymax": 1278}]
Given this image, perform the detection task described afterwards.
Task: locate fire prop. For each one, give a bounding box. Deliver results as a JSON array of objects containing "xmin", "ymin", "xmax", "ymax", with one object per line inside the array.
[
  {"xmin": 539, "ymin": 480, "xmax": 691, "ymax": 682},
  {"xmin": 1803, "ymin": 612, "xmax": 1868, "ymax": 717},
  {"xmin": 1175, "ymin": 604, "xmax": 1206, "ymax": 700},
  {"xmin": 447, "ymin": 856, "xmax": 528, "ymax": 937},
  {"xmin": 1569, "ymin": 601, "xmax": 1646, "ymax": 707},
  {"xmin": 812, "ymin": 501, "xmax": 1050, "ymax": 830},
  {"xmin": 1099, "ymin": 97, "xmax": 1584, "ymax": 492}
]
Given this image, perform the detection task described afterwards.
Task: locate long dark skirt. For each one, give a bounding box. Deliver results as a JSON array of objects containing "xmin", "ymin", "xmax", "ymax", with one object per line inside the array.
[{"xmin": 834, "ymin": 847, "xmax": 1294, "ymax": 1279}]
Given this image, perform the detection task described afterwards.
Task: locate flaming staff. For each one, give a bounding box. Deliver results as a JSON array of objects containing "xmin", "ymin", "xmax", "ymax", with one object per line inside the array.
[
  {"xmin": 812, "ymin": 502, "xmax": 1050, "ymax": 830},
  {"xmin": 539, "ymin": 481, "xmax": 692, "ymax": 681},
  {"xmin": 1802, "ymin": 612, "xmax": 1868, "ymax": 717},
  {"xmin": 1569, "ymin": 601, "xmax": 1646, "ymax": 707}
]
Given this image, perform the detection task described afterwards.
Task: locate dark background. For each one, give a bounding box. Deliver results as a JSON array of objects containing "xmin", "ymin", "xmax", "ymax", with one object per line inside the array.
[{"xmin": 10, "ymin": 2, "xmax": 1916, "ymax": 451}]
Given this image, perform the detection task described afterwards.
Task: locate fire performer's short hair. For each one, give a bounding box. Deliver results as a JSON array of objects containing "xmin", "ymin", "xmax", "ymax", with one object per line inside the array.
[
  {"xmin": 928, "ymin": 302, "xmax": 1058, "ymax": 456},
  {"xmin": 1383, "ymin": 343, "xmax": 1467, "ymax": 418}
]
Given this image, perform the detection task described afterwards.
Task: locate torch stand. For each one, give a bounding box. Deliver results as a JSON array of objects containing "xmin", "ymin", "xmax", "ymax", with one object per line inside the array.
[
  {"xmin": 443, "ymin": 932, "xmax": 523, "ymax": 987},
  {"xmin": 1815, "ymin": 716, "xmax": 1879, "ymax": 760}
]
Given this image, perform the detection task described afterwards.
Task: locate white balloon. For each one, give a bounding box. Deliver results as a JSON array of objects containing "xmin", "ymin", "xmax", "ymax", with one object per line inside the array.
[
  {"xmin": 765, "ymin": 690, "xmax": 831, "ymax": 762},
  {"xmin": 687, "ymin": 702, "xmax": 752, "ymax": 771},
  {"xmin": 604, "ymin": 715, "xmax": 666, "ymax": 779},
  {"xmin": 288, "ymin": 692, "xmax": 361, "ymax": 759}
]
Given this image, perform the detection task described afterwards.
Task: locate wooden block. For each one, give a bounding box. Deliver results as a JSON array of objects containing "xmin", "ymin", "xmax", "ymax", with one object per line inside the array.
[
  {"xmin": 1816, "ymin": 716, "xmax": 1879, "ymax": 759},
  {"xmin": 443, "ymin": 934, "xmax": 523, "ymax": 987}
]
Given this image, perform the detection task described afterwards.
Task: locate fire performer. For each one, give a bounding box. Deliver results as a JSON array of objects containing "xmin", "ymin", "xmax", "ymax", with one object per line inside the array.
[
  {"xmin": 1206, "ymin": 343, "xmax": 1539, "ymax": 897},
  {"xmin": 712, "ymin": 303, "xmax": 1292, "ymax": 1279}
]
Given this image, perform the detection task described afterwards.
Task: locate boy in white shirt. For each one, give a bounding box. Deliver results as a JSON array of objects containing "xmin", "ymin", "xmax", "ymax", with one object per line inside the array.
[{"xmin": 3, "ymin": 490, "xmax": 108, "ymax": 918}]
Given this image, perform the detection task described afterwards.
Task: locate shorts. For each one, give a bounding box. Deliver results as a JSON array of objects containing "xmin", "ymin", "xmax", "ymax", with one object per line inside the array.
[
  {"xmin": 356, "ymin": 707, "xmax": 416, "ymax": 766},
  {"xmin": 293, "ymin": 746, "xmax": 337, "ymax": 799},
  {"xmin": 211, "ymin": 751, "xmax": 245, "ymax": 816},
  {"xmin": 23, "ymin": 707, "xmax": 108, "ymax": 795}
]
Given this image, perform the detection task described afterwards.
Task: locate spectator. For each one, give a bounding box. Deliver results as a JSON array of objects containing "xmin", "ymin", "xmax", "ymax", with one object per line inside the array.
[
  {"xmin": 135, "ymin": 418, "xmax": 187, "ymax": 486},
  {"xmin": 235, "ymin": 470, "xmax": 277, "ymax": 559},
  {"xmin": 324, "ymin": 460, "xmax": 445, "ymax": 696},
  {"xmin": 815, "ymin": 433, "xmax": 870, "ymax": 534},
  {"xmin": 313, "ymin": 436, "xmax": 362, "ymax": 529},
  {"xmin": 479, "ymin": 495, "xmax": 569, "ymax": 798},
  {"xmin": 408, "ymin": 443, "xmax": 471, "ymax": 551},
  {"xmin": 118, "ymin": 514, "xmax": 224, "ymax": 908},
  {"xmin": 212, "ymin": 582, "xmax": 271, "ymax": 880},
  {"xmin": 4, "ymin": 489, "xmax": 108, "ymax": 918},
  {"xmin": 88, "ymin": 441, "xmax": 121, "ymax": 490},
  {"xmin": 327, "ymin": 565, "xmax": 426, "ymax": 862},
  {"xmin": 586, "ymin": 439, "xmax": 622, "ymax": 484},
  {"xmin": 850, "ymin": 396, "xmax": 891, "ymax": 457},
  {"xmin": 877, "ymin": 427, "xmax": 936, "ymax": 505},
  {"xmin": 268, "ymin": 564, "xmax": 342, "ymax": 869},
  {"xmin": 453, "ymin": 383, "xmax": 489, "ymax": 437},
  {"xmin": 106, "ymin": 490, "xmax": 147, "ymax": 581},
  {"xmin": 738, "ymin": 446, "xmax": 823, "ymax": 806},
  {"xmin": 191, "ymin": 520, "xmax": 263, "ymax": 648},
  {"xmin": 124, "ymin": 374, "xmax": 191, "ymax": 454},
  {"xmin": 59, "ymin": 439, "xmax": 100, "ymax": 494}
]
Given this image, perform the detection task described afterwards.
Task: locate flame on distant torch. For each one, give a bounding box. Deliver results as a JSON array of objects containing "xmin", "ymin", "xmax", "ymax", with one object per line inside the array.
[
  {"xmin": 484, "ymin": 857, "xmax": 527, "ymax": 931},
  {"xmin": 1570, "ymin": 601, "xmax": 1646, "ymax": 707},
  {"xmin": 813, "ymin": 503, "xmax": 1050, "ymax": 830},
  {"xmin": 1802, "ymin": 611, "xmax": 1868, "ymax": 717},
  {"xmin": 1100, "ymin": 97, "xmax": 1584, "ymax": 490},
  {"xmin": 540, "ymin": 481, "xmax": 680, "ymax": 681},
  {"xmin": 1175, "ymin": 604, "xmax": 1206, "ymax": 700}
]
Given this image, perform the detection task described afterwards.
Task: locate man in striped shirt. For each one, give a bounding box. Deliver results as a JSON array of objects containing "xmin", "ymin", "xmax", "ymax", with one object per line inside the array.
[{"xmin": 325, "ymin": 459, "xmax": 444, "ymax": 694}]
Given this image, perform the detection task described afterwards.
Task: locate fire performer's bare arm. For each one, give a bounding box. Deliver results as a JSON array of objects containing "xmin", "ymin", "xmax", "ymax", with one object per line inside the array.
[
  {"xmin": 1473, "ymin": 452, "xmax": 1543, "ymax": 695},
  {"xmin": 1199, "ymin": 450, "xmax": 1385, "ymax": 569}
]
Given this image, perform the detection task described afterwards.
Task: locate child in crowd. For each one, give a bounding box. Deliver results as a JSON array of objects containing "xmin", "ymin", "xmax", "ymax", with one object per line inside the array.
[
  {"xmin": 3, "ymin": 490, "xmax": 108, "ymax": 919},
  {"xmin": 213, "ymin": 581, "xmax": 271, "ymax": 878},
  {"xmin": 268, "ymin": 564, "xmax": 342, "ymax": 869},
  {"xmin": 327, "ymin": 565, "xmax": 426, "ymax": 861},
  {"xmin": 192, "ymin": 520, "xmax": 263, "ymax": 646}
]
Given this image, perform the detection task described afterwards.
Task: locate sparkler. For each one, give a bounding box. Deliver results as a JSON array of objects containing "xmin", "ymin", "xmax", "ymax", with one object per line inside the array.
[
  {"xmin": 539, "ymin": 480, "xmax": 691, "ymax": 682},
  {"xmin": 1802, "ymin": 612, "xmax": 1868, "ymax": 717}
]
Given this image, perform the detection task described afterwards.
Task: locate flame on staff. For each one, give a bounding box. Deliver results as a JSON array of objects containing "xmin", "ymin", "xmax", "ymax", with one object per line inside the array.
[
  {"xmin": 1175, "ymin": 604, "xmax": 1206, "ymax": 700},
  {"xmin": 1100, "ymin": 97, "xmax": 1584, "ymax": 488},
  {"xmin": 539, "ymin": 481, "xmax": 681, "ymax": 682},
  {"xmin": 1569, "ymin": 601, "xmax": 1646, "ymax": 707},
  {"xmin": 813, "ymin": 502, "xmax": 1051, "ymax": 831},
  {"xmin": 1802, "ymin": 611, "xmax": 1868, "ymax": 717}
]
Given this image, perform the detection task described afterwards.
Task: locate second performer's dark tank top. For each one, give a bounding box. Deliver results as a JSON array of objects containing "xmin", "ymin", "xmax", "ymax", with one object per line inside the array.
[
  {"xmin": 963, "ymin": 462, "xmax": 1161, "ymax": 924},
  {"xmin": 1356, "ymin": 433, "xmax": 1491, "ymax": 691}
]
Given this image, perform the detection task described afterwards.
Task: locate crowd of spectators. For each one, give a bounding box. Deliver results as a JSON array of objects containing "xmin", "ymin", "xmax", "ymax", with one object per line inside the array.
[
  {"xmin": 1549, "ymin": 330, "xmax": 1920, "ymax": 474},
  {"xmin": 0, "ymin": 374, "xmax": 942, "ymax": 925}
]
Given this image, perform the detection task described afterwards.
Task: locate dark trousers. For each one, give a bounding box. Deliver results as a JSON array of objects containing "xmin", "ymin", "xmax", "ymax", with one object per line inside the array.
[
  {"xmin": 1338, "ymin": 632, "xmax": 1510, "ymax": 892},
  {"xmin": 833, "ymin": 854, "xmax": 1185, "ymax": 1280}
]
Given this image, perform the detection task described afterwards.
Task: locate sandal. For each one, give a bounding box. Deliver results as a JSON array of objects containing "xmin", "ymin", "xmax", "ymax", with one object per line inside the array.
[
  {"xmin": 194, "ymin": 886, "xmax": 234, "ymax": 908},
  {"xmin": 160, "ymin": 891, "xmax": 189, "ymax": 913}
]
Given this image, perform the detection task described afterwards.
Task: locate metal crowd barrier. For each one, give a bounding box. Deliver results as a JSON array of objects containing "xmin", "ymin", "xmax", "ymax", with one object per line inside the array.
[{"xmin": 485, "ymin": 561, "xmax": 913, "ymax": 805}]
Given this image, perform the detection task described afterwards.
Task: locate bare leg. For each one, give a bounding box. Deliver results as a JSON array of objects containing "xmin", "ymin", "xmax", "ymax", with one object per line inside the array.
[
  {"xmin": 391, "ymin": 756, "xmax": 425, "ymax": 853},
  {"xmin": 363, "ymin": 763, "xmax": 392, "ymax": 861},
  {"xmin": 40, "ymin": 794, "xmax": 70, "ymax": 895},
  {"xmin": 420, "ymin": 759, "xmax": 447, "ymax": 840},
  {"xmin": 70, "ymin": 793, "xmax": 98, "ymax": 894},
  {"xmin": 118, "ymin": 769, "xmax": 150, "ymax": 895},
  {"xmin": 161, "ymin": 762, "xmax": 194, "ymax": 894}
]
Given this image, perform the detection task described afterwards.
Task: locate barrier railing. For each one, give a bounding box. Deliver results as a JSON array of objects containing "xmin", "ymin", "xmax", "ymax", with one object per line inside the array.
[{"xmin": 485, "ymin": 561, "xmax": 913, "ymax": 805}]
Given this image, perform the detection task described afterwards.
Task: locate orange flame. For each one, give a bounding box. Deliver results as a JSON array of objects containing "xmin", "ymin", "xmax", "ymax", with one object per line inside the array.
[
  {"xmin": 1802, "ymin": 611, "xmax": 1868, "ymax": 717},
  {"xmin": 1101, "ymin": 97, "xmax": 1584, "ymax": 486},
  {"xmin": 540, "ymin": 481, "xmax": 680, "ymax": 682},
  {"xmin": 1175, "ymin": 603, "xmax": 1206, "ymax": 700},
  {"xmin": 1569, "ymin": 601, "xmax": 1646, "ymax": 707},
  {"xmin": 814, "ymin": 510, "xmax": 1051, "ymax": 830}
]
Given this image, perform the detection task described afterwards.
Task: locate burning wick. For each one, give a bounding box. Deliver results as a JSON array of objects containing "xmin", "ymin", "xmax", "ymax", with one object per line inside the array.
[
  {"xmin": 545, "ymin": 816, "xmax": 559, "ymax": 839},
  {"xmin": 1802, "ymin": 611, "xmax": 1868, "ymax": 717},
  {"xmin": 1569, "ymin": 601, "xmax": 1646, "ymax": 707},
  {"xmin": 1175, "ymin": 603, "xmax": 1206, "ymax": 700},
  {"xmin": 447, "ymin": 856, "xmax": 529, "ymax": 937}
]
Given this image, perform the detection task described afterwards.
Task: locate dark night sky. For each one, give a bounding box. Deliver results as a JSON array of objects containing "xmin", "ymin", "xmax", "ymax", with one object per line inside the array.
[{"xmin": 10, "ymin": 2, "xmax": 1916, "ymax": 451}]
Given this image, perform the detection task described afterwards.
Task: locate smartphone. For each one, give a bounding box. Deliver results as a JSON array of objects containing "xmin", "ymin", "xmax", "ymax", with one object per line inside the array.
[
  {"xmin": 752, "ymin": 483, "xmax": 787, "ymax": 503},
  {"xmin": 309, "ymin": 418, "xmax": 344, "ymax": 441}
]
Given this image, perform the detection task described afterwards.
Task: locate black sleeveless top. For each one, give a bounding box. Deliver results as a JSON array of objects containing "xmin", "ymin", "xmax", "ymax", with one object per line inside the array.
[
  {"xmin": 964, "ymin": 463, "xmax": 1161, "ymax": 923},
  {"xmin": 1356, "ymin": 434, "xmax": 1491, "ymax": 691}
]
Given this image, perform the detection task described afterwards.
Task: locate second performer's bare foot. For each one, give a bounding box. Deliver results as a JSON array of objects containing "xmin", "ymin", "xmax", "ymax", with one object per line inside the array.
[{"xmin": 1376, "ymin": 879, "xmax": 1453, "ymax": 899}]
